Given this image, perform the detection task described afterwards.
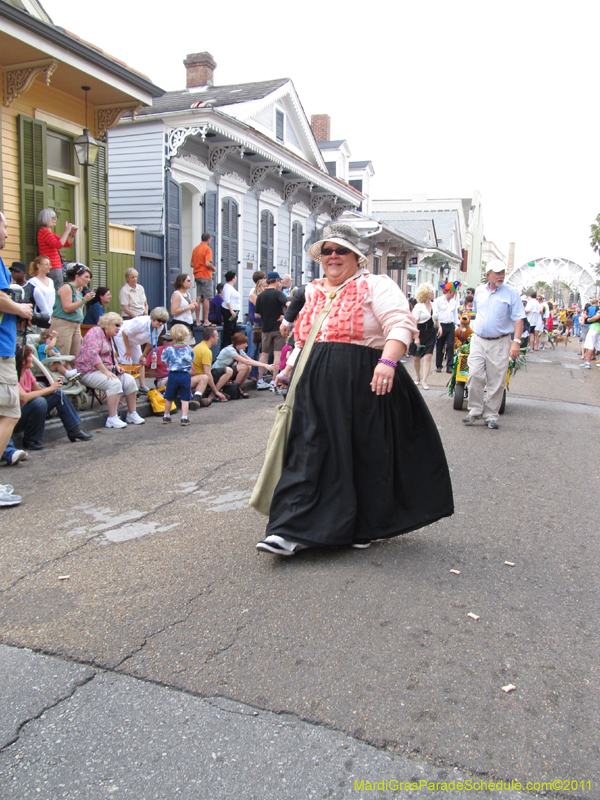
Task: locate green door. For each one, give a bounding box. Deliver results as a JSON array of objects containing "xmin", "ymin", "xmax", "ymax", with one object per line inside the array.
[{"xmin": 48, "ymin": 180, "xmax": 76, "ymax": 263}]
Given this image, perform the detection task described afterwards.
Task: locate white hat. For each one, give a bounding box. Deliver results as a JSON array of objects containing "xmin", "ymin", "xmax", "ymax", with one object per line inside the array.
[
  {"xmin": 308, "ymin": 223, "xmax": 368, "ymax": 266},
  {"xmin": 486, "ymin": 259, "xmax": 507, "ymax": 273}
]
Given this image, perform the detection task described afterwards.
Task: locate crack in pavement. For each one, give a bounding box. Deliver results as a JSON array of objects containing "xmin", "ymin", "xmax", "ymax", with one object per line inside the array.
[
  {"xmin": 0, "ymin": 535, "xmax": 101, "ymax": 595},
  {"xmin": 0, "ymin": 457, "xmax": 249, "ymax": 596},
  {"xmin": 0, "ymin": 669, "xmax": 97, "ymax": 752},
  {"xmin": 111, "ymin": 583, "xmax": 215, "ymax": 671},
  {"xmin": 203, "ymin": 623, "xmax": 248, "ymax": 664}
]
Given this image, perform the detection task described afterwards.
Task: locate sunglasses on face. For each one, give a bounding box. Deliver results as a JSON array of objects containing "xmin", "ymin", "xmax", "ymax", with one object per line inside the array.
[{"xmin": 321, "ymin": 247, "xmax": 351, "ymax": 257}]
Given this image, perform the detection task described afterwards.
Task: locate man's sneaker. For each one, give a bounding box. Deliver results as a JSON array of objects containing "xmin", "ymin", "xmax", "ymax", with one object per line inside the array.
[
  {"xmin": 105, "ymin": 415, "xmax": 127, "ymax": 429},
  {"xmin": 462, "ymin": 414, "xmax": 481, "ymax": 425},
  {"xmin": 137, "ymin": 385, "xmax": 150, "ymax": 394},
  {"xmin": 256, "ymin": 379, "xmax": 271, "ymax": 390},
  {"xmin": 435, "ymin": 367, "xmax": 442, "ymax": 373},
  {"xmin": 125, "ymin": 411, "xmax": 145, "ymax": 425},
  {"xmin": 0, "ymin": 484, "xmax": 22, "ymax": 506},
  {"xmin": 256, "ymin": 535, "xmax": 307, "ymax": 556},
  {"xmin": 8, "ymin": 450, "xmax": 28, "ymax": 465},
  {"xmin": 163, "ymin": 415, "xmax": 172, "ymax": 424},
  {"xmin": 351, "ymin": 540, "xmax": 371, "ymax": 549},
  {"xmin": 486, "ymin": 419, "xmax": 499, "ymax": 429},
  {"xmin": 181, "ymin": 417, "xmax": 190, "ymax": 426},
  {"xmin": 584, "ymin": 363, "xmax": 591, "ymax": 369}
]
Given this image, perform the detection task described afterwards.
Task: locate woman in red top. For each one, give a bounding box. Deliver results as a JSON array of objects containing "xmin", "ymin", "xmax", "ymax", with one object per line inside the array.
[{"xmin": 37, "ymin": 208, "xmax": 78, "ymax": 288}]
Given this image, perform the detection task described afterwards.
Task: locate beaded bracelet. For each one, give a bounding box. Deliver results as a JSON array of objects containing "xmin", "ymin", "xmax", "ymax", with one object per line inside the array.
[{"xmin": 378, "ymin": 358, "xmax": 398, "ymax": 369}]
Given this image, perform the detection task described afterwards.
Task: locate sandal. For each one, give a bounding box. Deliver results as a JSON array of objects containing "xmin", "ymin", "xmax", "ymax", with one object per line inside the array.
[
  {"xmin": 211, "ymin": 395, "xmax": 228, "ymax": 403},
  {"xmin": 239, "ymin": 391, "xmax": 250, "ymax": 399}
]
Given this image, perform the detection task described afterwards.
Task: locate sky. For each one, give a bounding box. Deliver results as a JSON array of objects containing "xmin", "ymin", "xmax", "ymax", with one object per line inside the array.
[{"xmin": 42, "ymin": 0, "xmax": 600, "ymax": 274}]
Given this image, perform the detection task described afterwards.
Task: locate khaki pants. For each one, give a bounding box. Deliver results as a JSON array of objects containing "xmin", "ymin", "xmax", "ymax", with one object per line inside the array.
[
  {"xmin": 466, "ymin": 333, "xmax": 511, "ymax": 423},
  {"xmin": 51, "ymin": 317, "xmax": 82, "ymax": 358}
]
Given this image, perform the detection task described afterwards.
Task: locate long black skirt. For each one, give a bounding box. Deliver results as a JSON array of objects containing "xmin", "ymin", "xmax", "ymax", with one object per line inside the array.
[{"xmin": 265, "ymin": 342, "xmax": 454, "ymax": 547}]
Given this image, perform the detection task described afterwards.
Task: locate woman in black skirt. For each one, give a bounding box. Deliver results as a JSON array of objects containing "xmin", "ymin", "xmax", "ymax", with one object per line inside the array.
[
  {"xmin": 412, "ymin": 283, "xmax": 436, "ymax": 390},
  {"xmin": 255, "ymin": 224, "xmax": 454, "ymax": 556}
]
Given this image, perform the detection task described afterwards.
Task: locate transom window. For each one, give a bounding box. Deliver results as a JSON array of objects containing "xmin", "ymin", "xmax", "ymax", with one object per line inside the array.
[{"xmin": 47, "ymin": 130, "xmax": 73, "ymax": 174}]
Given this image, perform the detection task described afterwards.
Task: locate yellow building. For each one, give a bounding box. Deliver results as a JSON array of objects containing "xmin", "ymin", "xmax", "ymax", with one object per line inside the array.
[{"xmin": 0, "ymin": 0, "xmax": 162, "ymax": 286}]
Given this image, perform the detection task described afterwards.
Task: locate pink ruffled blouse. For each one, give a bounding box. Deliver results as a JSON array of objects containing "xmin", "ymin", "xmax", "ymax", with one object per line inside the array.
[{"xmin": 288, "ymin": 269, "xmax": 418, "ymax": 367}]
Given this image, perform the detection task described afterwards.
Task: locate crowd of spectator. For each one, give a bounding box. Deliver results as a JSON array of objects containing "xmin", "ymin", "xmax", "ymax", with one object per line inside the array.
[{"xmin": 1, "ymin": 220, "xmax": 297, "ymax": 506}]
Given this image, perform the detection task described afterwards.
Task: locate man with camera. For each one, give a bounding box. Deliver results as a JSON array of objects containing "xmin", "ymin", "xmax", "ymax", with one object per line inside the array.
[{"xmin": 0, "ymin": 211, "xmax": 33, "ymax": 506}]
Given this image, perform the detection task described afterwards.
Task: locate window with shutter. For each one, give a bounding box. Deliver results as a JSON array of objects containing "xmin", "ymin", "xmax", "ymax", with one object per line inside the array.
[
  {"xmin": 221, "ymin": 197, "xmax": 239, "ymax": 275},
  {"xmin": 291, "ymin": 221, "xmax": 303, "ymax": 287},
  {"xmin": 203, "ymin": 190, "xmax": 218, "ymax": 274},
  {"xmin": 87, "ymin": 143, "xmax": 109, "ymax": 289},
  {"xmin": 165, "ymin": 174, "xmax": 182, "ymax": 289},
  {"xmin": 275, "ymin": 109, "xmax": 284, "ymax": 143},
  {"xmin": 18, "ymin": 115, "xmax": 48, "ymax": 266},
  {"xmin": 260, "ymin": 210, "xmax": 274, "ymax": 270}
]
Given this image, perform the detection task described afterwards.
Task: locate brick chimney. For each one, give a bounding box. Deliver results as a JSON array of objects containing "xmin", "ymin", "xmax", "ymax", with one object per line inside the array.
[
  {"xmin": 184, "ymin": 52, "xmax": 217, "ymax": 88},
  {"xmin": 311, "ymin": 114, "xmax": 331, "ymax": 142}
]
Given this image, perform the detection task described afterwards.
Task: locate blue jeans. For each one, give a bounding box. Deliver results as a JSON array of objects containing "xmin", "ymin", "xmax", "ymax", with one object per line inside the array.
[
  {"xmin": 14, "ymin": 391, "xmax": 81, "ymax": 443},
  {"xmin": 246, "ymin": 320, "xmax": 260, "ymax": 378},
  {"xmin": 2, "ymin": 438, "xmax": 18, "ymax": 463}
]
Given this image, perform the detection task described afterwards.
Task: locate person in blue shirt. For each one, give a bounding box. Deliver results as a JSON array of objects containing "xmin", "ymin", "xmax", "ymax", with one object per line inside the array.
[
  {"xmin": 463, "ymin": 260, "xmax": 525, "ymax": 429},
  {"xmin": 162, "ymin": 324, "xmax": 195, "ymax": 426},
  {"xmin": 83, "ymin": 286, "xmax": 111, "ymax": 325},
  {"xmin": 0, "ymin": 211, "xmax": 33, "ymax": 506}
]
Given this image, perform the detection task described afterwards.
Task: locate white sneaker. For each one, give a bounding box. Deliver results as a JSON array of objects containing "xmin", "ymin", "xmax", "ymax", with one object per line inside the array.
[
  {"xmin": 125, "ymin": 411, "xmax": 145, "ymax": 425},
  {"xmin": 105, "ymin": 415, "xmax": 127, "ymax": 429},
  {"xmin": 0, "ymin": 484, "xmax": 22, "ymax": 506},
  {"xmin": 9, "ymin": 450, "xmax": 28, "ymax": 465},
  {"xmin": 256, "ymin": 379, "xmax": 271, "ymax": 390},
  {"xmin": 65, "ymin": 368, "xmax": 79, "ymax": 379},
  {"xmin": 256, "ymin": 534, "xmax": 307, "ymax": 556}
]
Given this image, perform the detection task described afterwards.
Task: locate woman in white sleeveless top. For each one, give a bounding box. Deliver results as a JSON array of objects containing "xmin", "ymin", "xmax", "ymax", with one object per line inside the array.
[{"xmin": 170, "ymin": 273, "xmax": 197, "ymax": 344}]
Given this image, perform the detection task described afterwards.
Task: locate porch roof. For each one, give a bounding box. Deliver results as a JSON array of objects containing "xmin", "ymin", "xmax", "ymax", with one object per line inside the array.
[{"xmin": 0, "ymin": 0, "xmax": 164, "ymax": 104}]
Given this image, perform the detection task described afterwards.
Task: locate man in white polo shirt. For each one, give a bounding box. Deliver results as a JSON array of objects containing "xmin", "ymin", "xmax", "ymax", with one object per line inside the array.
[
  {"xmin": 463, "ymin": 260, "xmax": 525, "ymax": 429},
  {"xmin": 433, "ymin": 281, "xmax": 460, "ymax": 373}
]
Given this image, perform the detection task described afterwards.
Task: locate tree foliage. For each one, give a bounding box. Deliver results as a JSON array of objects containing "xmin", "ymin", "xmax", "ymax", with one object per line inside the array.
[{"xmin": 590, "ymin": 213, "xmax": 600, "ymax": 276}]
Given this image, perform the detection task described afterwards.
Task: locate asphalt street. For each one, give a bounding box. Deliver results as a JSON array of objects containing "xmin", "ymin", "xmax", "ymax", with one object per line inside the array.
[{"xmin": 0, "ymin": 345, "xmax": 598, "ymax": 799}]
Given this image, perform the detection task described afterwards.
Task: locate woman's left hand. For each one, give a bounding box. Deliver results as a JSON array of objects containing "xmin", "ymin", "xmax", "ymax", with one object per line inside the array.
[
  {"xmin": 371, "ymin": 363, "xmax": 396, "ymax": 395},
  {"xmin": 117, "ymin": 366, "xmax": 124, "ymax": 375}
]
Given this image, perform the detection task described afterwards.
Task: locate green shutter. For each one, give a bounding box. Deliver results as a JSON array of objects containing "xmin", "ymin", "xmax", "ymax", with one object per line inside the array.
[
  {"xmin": 0, "ymin": 107, "xmax": 3, "ymax": 209},
  {"xmin": 18, "ymin": 115, "xmax": 47, "ymax": 266},
  {"xmin": 87, "ymin": 142, "xmax": 109, "ymax": 288}
]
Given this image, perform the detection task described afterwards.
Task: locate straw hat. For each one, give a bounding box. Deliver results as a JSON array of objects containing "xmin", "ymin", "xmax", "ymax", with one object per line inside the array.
[{"xmin": 308, "ymin": 223, "xmax": 368, "ymax": 266}]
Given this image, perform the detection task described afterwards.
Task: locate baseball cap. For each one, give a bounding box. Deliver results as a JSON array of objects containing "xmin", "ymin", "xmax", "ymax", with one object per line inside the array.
[{"xmin": 266, "ymin": 271, "xmax": 282, "ymax": 281}]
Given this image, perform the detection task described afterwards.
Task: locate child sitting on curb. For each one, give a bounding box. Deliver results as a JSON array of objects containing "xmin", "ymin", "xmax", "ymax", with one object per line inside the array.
[
  {"xmin": 161, "ymin": 324, "xmax": 195, "ymax": 426},
  {"xmin": 37, "ymin": 329, "xmax": 80, "ymax": 382}
]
